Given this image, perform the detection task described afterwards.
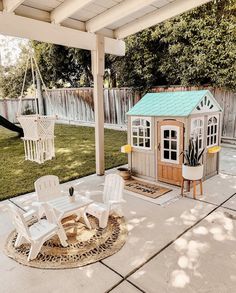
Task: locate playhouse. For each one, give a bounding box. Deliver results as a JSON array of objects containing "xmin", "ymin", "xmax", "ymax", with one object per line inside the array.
[{"xmin": 127, "ymin": 90, "xmax": 222, "ymax": 186}]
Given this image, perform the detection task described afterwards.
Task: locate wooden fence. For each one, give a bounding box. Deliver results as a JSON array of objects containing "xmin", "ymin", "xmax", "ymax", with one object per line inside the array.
[
  {"xmin": 0, "ymin": 86, "xmax": 235, "ymax": 140},
  {"xmin": 0, "ymin": 98, "xmax": 36, "ymax": 123},
  {"xmin": 0, "ymin": 88, "xmax": 141, "ymax": 125},
  {"xmin": 44, "ymin": 87, "xmax": 141, "ymax": 125}
]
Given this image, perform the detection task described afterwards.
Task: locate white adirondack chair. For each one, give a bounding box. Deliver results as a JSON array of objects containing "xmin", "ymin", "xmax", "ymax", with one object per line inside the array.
[
  {"xmin": 85, "ymin": 174, "xmax": 125, "ymax": 228},
  {"xmin": 34, "ymin": 175, "xmax": 63, "ymax": 217},
  {"xmin": 7, "ymin": 204, "xmax": 68, "ymax": 261}
]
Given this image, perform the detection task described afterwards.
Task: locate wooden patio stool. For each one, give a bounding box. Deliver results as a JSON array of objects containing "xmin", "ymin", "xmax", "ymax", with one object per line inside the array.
[{"xmin": 181, "ymin": 177, "xmax": 203, "ymax": 199}]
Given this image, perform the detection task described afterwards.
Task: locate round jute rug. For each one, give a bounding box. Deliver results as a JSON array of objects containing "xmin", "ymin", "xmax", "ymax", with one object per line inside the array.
[{"xmin": 5, "ymin": 215, "xmax": 127, "ymax": 269}]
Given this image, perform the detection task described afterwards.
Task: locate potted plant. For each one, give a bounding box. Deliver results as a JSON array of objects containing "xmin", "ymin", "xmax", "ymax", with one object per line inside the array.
[
  {"xmin": 117, "ymin": 167, "xmax": 131, "ymax": 180},
  {"xmin": 182, "ymin": 137, "xmax": 205, "ymax": 180},
  {"xmin": 68, "ymin": 186, "xmax": 75, "ymax": 203}
]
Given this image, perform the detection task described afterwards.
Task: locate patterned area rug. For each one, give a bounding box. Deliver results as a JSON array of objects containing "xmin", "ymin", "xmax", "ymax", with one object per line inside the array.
[
  {"xmin": 5, "ymin": 214, "xmax": 127, "ymax": 269},
  {"xmin": 125, "ymin": 179, "xmax": 171, "ymax": 199}
]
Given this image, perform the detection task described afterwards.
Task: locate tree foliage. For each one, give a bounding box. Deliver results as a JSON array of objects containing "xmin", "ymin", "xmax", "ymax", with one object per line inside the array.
[
  {"xmin": 0, "ymin": 0, "xmax": 235, "ymax": 98},
  {"xmin": 0, "ymin": 45, "xmax": 32, "ymax": 98},
  {"xmin": 108, "ymin": 0, "xmax": 235, "ymax": 91},
  {"xmin": 154, "ymin": 0, "xmax": 236, "ymax": 90},
  {"xmin": 32, "ymin": 42, "xmax": 93, "ymax": 88}
]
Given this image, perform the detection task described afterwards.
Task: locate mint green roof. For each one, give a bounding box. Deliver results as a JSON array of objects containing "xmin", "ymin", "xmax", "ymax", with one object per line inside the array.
[{"xmin": 127, "ymin": 90, "xmax": 212, "ymax": 117}]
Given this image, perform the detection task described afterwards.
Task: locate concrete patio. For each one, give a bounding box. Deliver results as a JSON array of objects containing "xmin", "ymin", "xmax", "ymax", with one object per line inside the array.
[{"xmin": 0, "ymin": 146, "xmax": 236, "ymax": 293}]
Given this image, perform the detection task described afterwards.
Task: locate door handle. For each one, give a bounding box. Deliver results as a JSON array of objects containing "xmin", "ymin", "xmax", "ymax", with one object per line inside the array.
[{"xmin": 157, "ymin": 143, "xmax": 161, "ymax": 151}]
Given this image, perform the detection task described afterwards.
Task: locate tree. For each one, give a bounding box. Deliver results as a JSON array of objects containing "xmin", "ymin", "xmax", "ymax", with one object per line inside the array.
[
  {"xmin": 154, "ymin": 0, "xmax": 236, "ymax": 90},
  {"xmin": 32, "ymin": 42, "xmax": 93, "ymax": 88},
  {"xmin": 0, "ymin": 37, "xmax": 31, "ymax": 98},
  {"xmin": 0, "ymin": 41, "xmax": 94, "ymax": 98},
  {"xmin": 106, "ymin": 29, "xmax": 166, "ymax": 90},
  {"xmin": 108, "ymin": 0, "xmax": 236, "ymax": 91},
  {"xmin": 0, "ymin": 45, "xmax": 32, "ymax": 98}
]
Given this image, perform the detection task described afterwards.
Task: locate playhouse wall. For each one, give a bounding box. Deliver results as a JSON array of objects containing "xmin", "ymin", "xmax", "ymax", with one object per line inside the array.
[
  {"xmin": 128, "ymin": 116, "xmax": 187, "ymax": 182},
  {"xmin": 128, "ymin": 112, "xmax": 222, "ymax": 184}
]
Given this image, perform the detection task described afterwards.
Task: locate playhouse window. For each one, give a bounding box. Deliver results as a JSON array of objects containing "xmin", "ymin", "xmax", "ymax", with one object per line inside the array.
[
  {"xmin": 131, "ymin": 117, "xmax": 151, "ymax": 149},
  {"xmin": 207, "ymin": 116, "xmax": 218, "ymax": 147},
  {"xmin": 191, "ymin": 118, "xmax": 204, "ymax": 150}
]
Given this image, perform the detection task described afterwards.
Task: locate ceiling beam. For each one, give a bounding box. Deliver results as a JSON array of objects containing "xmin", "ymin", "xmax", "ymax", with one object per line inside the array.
[
  {"xmin": 15, "ymin": 5, "xmax": 51, "ymax": 22},
  {"xmin": 14, "ymin": 5, "xmax": 114, "ymax": 38},
  {"xmin": 115, "ymin": 0, "xmax": 212, "ymax": 39},
  {"xmin": 0, "ymin": 12, "xmax": 125, "ymax": 56},
  {"xmin": 2, "ymin": 0, "xmax": 24, "ymax": 12},
  {"xmin": 86, "ymin": 0, "xmax": 157, "ymax": 33},
  {"xmin": 51, "ymin": 0, "xmax": 94, "ymax": 24}
]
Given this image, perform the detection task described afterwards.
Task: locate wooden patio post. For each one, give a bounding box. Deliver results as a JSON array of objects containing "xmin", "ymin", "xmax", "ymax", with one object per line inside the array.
[{"xmin": 92, "ymin": 34, "xmax": 105, "ymax": 175}]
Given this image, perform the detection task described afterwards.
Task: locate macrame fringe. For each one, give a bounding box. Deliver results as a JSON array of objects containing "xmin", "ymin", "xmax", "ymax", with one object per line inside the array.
[{"xmin": 18, "ymin": 115, "xmax": 56, "ymax": 164}]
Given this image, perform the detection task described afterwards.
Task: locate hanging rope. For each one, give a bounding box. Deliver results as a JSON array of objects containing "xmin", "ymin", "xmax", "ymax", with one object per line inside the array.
[
  {"xmin": 32, "ymin": 55, "xmax": 53, "ymax": 108},
  {"xmin": 30, "ymin": 54, "xmax": 39, "ymax": 114},
  {"xmin": 18, "ymin": 50, "xmax": 54, "ymax": 116},
  {"xmin": 17, "ymin": 49, "xmax": 57, "ymax": 164},
  {"xmin": 18, "ymin": 54, "xmax": 30, "ymax": 116}
]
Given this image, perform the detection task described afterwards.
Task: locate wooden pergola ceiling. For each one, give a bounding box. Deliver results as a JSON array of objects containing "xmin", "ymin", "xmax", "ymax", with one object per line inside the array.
[{"xmin": 0, "ymin": 0, "xmax": 212, "ymax": 55}]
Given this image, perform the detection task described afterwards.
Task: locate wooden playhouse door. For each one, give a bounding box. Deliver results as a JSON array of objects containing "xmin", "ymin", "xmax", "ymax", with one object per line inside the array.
[{"xmin": 157, "ymin": 120, "xmax": 184, "ymax": 186}]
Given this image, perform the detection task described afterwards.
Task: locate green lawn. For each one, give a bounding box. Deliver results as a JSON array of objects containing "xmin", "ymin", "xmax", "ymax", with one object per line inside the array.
[{"xmin": 0, "ymin": 124, "xmax": 127, "ymax": 201}]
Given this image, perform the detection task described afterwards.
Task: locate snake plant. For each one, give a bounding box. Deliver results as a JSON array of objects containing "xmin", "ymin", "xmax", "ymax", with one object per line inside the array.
[{"xmin": 182, "ymin": 137, "xmax": 205, "ymax": 166}]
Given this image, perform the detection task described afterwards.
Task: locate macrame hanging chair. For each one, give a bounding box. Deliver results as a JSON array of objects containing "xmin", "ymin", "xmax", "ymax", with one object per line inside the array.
[{"xmin": 17, "ymin": 51, "xmax": 56, "ymax": 164}]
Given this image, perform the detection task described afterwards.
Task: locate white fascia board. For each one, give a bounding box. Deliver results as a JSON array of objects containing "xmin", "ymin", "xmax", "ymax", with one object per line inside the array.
[
  {"xmin": 51, "ymin": 0, "xmax": 94, "ymax": 24},
  {"xmin": 86, "ymin": 0, "xmax": 157, "ymax": 33},
  {"xmin": 115, "ymin": 0, "xmax": 212, "ymax": 39},
  {"xmin": 0, "ymin": 12, "xmax": 125, "ymax": 55}
]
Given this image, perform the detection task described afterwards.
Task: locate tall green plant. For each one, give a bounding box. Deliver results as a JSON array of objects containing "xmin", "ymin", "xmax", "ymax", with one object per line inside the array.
[{"xmin": 182, "ymin": 137, "xmax": 205, "ymax": 166}]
